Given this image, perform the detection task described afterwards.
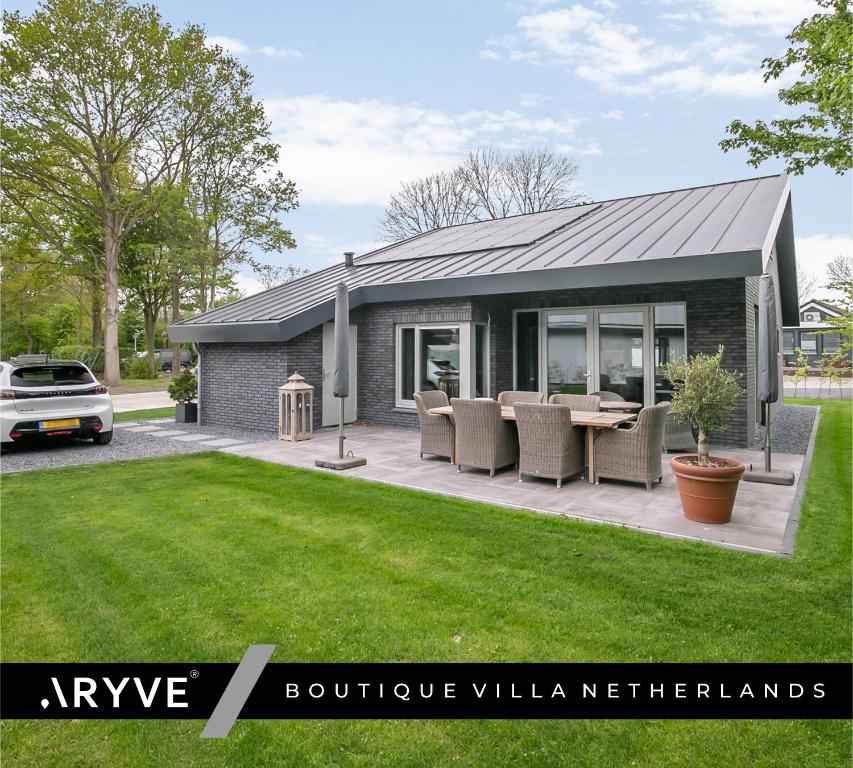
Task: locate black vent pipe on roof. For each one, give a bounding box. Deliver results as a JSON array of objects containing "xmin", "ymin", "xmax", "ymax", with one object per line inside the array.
[{"xmin": 344, "ymin": 251, "xmax": 354, "ymax": 267}]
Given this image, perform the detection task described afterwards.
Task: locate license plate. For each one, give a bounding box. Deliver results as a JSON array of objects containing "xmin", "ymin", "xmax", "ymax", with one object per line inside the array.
[{"xmin": 39, "ymin": 418, "xmax": 80, "ymax": 430}]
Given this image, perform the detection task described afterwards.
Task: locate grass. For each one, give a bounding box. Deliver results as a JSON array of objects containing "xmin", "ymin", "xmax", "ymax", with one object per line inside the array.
[
  {"xmin": 1, "ymin": 400, "xmax": 850, "ymax": 767},
  {"xmin": 108, "ymin": 377, "xmax": 169, "ymax": 392},
  {"xmin": 113, "ymin": 407, "xmax": 175, "ymax": 423}
]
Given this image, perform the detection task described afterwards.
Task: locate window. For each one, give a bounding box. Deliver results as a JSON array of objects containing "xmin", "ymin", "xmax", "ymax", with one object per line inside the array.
[
  {"xmin": 514, "ymin": 312, "xmax": 539, "ymax": 391},
  {"xmin": 11, "ymin": 365, "xmax": 94, "ymax": 387},
  {"xmin": 782, "ymin": 331, "xmax": 795, "ymax": 355},
  {"xmin": 474, "ymin": 324, "xmax": 489, "ymax": 398},
  {"xmin": 822, "ymin": 333, "xmax": 841, "ymax": 354},
  {"xmin": 396, "ymin": 324, "xmax": 468, "ymax": 407},
  {"xmin": 654, "ymin": 304, "xmax": 686, "ymax": 371},
  {"xmin": 800, "ymin": 332, "xmax": 818, "ymax": 353}
]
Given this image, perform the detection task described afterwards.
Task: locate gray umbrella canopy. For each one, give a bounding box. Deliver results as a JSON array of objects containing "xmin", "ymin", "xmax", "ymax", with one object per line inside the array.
[
  {"xmin": 757, "ymin": 273, "xmax": 779, "ymax": 404},
  {"xmin": 333, "ymin": 282, "xmax": 349, "ymax": 398}
]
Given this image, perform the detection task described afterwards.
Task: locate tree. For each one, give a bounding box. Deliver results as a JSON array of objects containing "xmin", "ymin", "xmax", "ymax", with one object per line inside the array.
[
  {"xmin": 379, "ymin": 147, "xmax": 586, "ymax": 240},
  {"xmin": 720, "ymin": 0, "xmax": 852, "ymax": 174},
  {"xmin": 797, "ymin": 266, "xmax": 817, "ymax": 300},
  {"xmin": 253, "ymin": 263, "xmax": 311, "ymax": 291},
  {"xmin": 1, "ymin": 0, "xmax": 252, "ymax": 384}
]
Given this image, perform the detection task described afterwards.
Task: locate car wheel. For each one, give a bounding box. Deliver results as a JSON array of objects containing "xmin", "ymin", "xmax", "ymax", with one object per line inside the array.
[{"xmin": 92, "ymin": 430, "xmax": 113, "ymax": 445}]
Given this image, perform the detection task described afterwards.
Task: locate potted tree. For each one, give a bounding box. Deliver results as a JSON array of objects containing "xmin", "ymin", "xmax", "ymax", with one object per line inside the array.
[
  {"xmin": 168, "ymin": 369, "xmax": 198, "ymax": 423},
  {"xmin": 662, "ymin": 346, "xmax": 744, "ymax": 524}
]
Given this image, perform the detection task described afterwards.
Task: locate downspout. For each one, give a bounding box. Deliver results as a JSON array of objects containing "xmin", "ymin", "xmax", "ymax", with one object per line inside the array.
[{"xmin": 192, "ymin": 343, "xmax": 202, "ymax": 425}]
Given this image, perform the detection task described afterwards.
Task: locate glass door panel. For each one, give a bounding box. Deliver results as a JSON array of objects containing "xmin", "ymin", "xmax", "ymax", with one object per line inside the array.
[
  {"xmin": 546, "ymin": 312, "xmax": 590, "ymax": 397},
  {"xmin": 596, "ymin": 310, "xmax": 646, "ymax": 403}
]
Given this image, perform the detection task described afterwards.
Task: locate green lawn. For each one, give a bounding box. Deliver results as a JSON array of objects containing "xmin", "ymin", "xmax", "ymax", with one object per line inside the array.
[
  {"xmin": 1, "ymin": 400, "xmax": 850, "ymax": 767},
  {"xmin": 114, "ymin": 407, "xmax": 176, "ymax": 423}
]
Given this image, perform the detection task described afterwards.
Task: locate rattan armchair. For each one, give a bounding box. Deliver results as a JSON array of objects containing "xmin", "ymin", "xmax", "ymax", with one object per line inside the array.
[
  {"xmin": 659, "ymin": 400, "xmax": 696, "ymax": 453},
  {"xmin": 593, "ymin": 402, "xmax": 670, "ymax": 490},
  {"xmin": 497, "ymin": 390, "xmax": 544, "ymax": 406},
  {"xmin": 548, "ymin": 393, "xmax": 601, "ymax": 412},
  {"xmin": 451, "ymin": 398, "xmax": 518, "ymax": 477},
  {"xmin": 515, "ymin": 403, "xmax": 585, "ymax": 488},
  {"xmin": 414, "ymin": 390, "xmax": 455, "ymax": 463},
  {"xmin": 590, "ymin": 390, "xmax": 625, "ymax": 402}
]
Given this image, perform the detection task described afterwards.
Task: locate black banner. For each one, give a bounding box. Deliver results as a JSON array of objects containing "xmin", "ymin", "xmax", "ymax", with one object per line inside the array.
[{"xmin": 2, "ymin": 662, "xmax": 851, "ymax": 720}]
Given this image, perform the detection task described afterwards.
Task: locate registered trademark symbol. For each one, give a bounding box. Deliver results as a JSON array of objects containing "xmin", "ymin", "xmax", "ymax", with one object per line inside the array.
[{"xmin": 190, "ymin": 669, "xmax": 199, "ymax": 679}]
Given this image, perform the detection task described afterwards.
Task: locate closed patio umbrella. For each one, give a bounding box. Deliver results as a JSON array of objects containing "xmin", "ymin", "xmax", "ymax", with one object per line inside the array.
[
  {"xmin": 744, "ymin": 273, "xmax": 794, "ymax": 485},
  {"xmin": 315, "ymin": 279, "xmax": 366, "ymax": 470}
]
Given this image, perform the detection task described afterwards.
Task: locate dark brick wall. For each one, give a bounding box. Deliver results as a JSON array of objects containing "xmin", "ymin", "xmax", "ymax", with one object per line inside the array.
[
  {"xmin": 198, "ymin": 325, "xmax": 323, "ymax": 432},
  {"xmin": 199, "ymin": 279, "xmax": 759, "ymax": 446},
  {"xmin": 352, "ymin": 298, "xmax": 473, "ymax": 429},
  {"xmin": 473, "ymin": 277, "xmax": 754, "ymax": 446}
]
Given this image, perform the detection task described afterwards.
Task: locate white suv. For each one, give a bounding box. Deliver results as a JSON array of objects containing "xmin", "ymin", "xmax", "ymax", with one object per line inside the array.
[{"xmin": 0, "ymin": 357, "xmax": 114, "ymax": 447}]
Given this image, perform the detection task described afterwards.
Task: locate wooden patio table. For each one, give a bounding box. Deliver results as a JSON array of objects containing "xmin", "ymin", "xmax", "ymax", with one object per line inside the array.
[
  {"xmin": 598, "ymin": 401, "xmax": 642, "ymax": 413},
  {"xmin": 427, "ymin": 405, "xmax": 635, "ymax": 485}
]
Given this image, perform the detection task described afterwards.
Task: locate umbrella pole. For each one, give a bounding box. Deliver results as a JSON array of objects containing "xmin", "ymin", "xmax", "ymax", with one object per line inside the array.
[
  {"xmin": 764, "ymin": 402, "xmax": 771, "ymax": 473},
  {"xmin": 338, "ymin": 397, "xmax": 345, "ymax": 459}
]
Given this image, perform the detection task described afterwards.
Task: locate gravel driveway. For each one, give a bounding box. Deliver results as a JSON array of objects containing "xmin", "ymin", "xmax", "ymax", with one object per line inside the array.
[{"xmin": 1, "ymin": 419, "xmax": 275, "ymax": 475}]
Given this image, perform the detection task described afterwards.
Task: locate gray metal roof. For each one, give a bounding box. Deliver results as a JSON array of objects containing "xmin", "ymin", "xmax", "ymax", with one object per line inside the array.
[{"xmin": 169, "ymin": 174, "xmax": 798, "ymax": 343}]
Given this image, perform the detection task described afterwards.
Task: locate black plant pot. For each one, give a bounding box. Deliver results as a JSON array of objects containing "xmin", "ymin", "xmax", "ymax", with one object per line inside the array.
[{"xmin": 175, "ymin": 403, "xmax": 198, "ymax": 423}]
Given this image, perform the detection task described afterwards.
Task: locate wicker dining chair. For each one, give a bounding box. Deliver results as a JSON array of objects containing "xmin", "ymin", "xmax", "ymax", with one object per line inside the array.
[
  {"xmin": 497, "ymin": 390, "xmax": 544, "ymax": 406},
  {"xmin": 548, "ymin": 393, "xmax": 601, "ymax": 412},
  {"xmin": 451, "ymin": 398, "xmax": 518, "ymax": 477},
  {"xmin": 590, "ymin": 390, "xmax": 625, "ymax": 402},
  {"xmin": 593, "ymin": 402, "xmax": 670, "ymax": 490},
  {"xmin": 515, "ymin": 403, "xmax": 585, "ymax": 488},
  {"xmin": 414, "ymin": 390, "xmax": 455, "ymax": 463},
  {"xmin": 659, "ymin": 400, "xmax": 697, "ymax": 453}
]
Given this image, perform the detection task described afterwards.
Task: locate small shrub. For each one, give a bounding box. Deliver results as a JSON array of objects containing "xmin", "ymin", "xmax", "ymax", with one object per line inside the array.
[
  {"xmin": 168, "ymin": 370, "xmax": 197, "ymax": 403},
  {"xmin": 662, "ymin": 346, "xmax": 742, "ymax": 466},
  {"xmin": 126, "ymin": 356, "xmax": 157, "ymax": 379}
]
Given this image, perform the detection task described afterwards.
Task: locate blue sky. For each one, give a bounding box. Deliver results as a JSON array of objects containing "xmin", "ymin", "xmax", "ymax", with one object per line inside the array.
[{"xmin": 12, "ymin": 0, "xmax": 853, "ymax": 295}]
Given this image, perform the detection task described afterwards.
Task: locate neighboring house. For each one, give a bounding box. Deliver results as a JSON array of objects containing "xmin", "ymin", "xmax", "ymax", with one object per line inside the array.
[
  {"xmin": 168, "ymin": 174, "xmax": 799, "ymax": 448},
  {"xmin": 782, "ymin": 299, "xmax": 844, "ymax": 366}
]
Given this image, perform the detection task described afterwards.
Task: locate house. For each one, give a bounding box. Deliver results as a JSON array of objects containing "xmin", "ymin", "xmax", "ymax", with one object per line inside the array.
[
  {"xmin": 168, "ymin": 174, "xmax": 799, "ymax": 448},
  {"xmin": 782, "ymin": 299, "xmax": 844, "ymax": 366}
]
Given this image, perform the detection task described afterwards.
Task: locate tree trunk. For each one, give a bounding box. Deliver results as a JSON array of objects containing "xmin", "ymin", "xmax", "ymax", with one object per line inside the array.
[
  {"xmin": 91, "ymin": 278, "xmax": 103, "ymax": 347},
  {"xmin": 102, "ymin": 223, "xmax": 121, "ymax": 386},
  {"xmin": 20, "ymin": 309, "xmax": 33, "ymax": 354},
  {"xmin": 697, "ymin": 429, "xmax": 709, "ymax": 467},
  {"xmin": 144, "ymin": 307, "xmax": 158, "ymax": 379},
  {"xmin": 171, "ymin": 268, "xmax": 182, "ymax": 378}
]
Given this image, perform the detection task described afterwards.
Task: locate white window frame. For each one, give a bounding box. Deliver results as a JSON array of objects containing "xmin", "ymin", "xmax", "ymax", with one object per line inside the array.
[
  {"xmin": 395, "ymin": 322, "xmax": 473, "ymax": 408},
  {"xmin": 511, "ymin": 302, "xmax": 687, "ymax": 406},
  {"xmin": 472, "ymin": 322, "xmax": 491, "ymax": 399}
]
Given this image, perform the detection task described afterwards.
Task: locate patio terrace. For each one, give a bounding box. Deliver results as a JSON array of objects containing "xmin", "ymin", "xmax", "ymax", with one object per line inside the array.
[{"xmin": 224, "ymin": 424, "xmax": 812, "ymax": 556}]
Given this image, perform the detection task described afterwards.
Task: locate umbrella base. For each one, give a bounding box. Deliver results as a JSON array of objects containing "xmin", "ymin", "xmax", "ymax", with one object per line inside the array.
[
  {"xmin": 742, "ymin": 467, "xmax": 795, "ymax": 486},
  {"xmin": 315, "ymin": 456, "xmax": 367, "ymax": 470}
]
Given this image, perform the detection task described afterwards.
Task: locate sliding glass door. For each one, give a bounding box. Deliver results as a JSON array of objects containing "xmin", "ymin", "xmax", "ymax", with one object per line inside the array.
[
  {"xmin": 594, "ymin": 308, "xmax": 649, "ymax": 404},
  {"xmin": 545, "ymin": 311, "xmax": 591, "ymax": 397}
]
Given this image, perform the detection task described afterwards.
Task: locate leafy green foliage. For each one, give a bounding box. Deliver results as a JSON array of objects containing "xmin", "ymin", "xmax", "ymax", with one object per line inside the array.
[
  {"xmin": 662, "ymin": 346, "xmax": 742, "ymax": 464},
  {"xmin": 720, "ymin": 0, "xmax": 852, "ymax": 174},
  {"xmin": 167, "ymin": 369, "xmax": 197, "ymax": 403},
  {"xmin": 126, "ymin": 355, "xmax": 157, "ymax": 380}
]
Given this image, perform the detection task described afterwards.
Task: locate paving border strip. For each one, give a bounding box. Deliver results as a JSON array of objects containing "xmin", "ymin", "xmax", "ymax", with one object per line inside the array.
[{"xmin": 780, "ymin": 405, "xmax": 821, "ymax": 558}]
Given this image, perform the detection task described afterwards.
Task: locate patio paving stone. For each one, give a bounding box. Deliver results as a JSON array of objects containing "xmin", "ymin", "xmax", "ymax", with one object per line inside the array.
[{"xmin": 223, "ymin": 426, "xmax": 807, "ymax": 555}]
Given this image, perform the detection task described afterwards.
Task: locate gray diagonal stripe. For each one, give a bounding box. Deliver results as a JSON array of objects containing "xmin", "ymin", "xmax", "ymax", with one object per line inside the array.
[{"xmin": 200, "ymin": 644, "xmax": 275, "ymax": 738}]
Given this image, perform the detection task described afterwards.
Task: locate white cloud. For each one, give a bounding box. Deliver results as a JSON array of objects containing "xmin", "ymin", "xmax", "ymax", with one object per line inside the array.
[
  {"xmin": 205, "ymin": 35, "xmax": 249, "ymax": 54},
  {"xmin": 600, "ymin": 109, "xmax": 623, "ymax": 120},
  {"xmin": 259, "ymin": 45, "xmax": 303, "ymax": 59},
  {"xmin": 302, "ymin": 233, "xmax": 389, "ymax": 264},
  {"xmin": 205, "ymin": 36, "xmax": 303, "ymax": 59},
  {"xmin": 486, "ymin": 2, "xmax": 805, "ymax": 98},
  {"xmin": 265, "ymin": 94, "xmax": 585, "ymax": 206},
  {"xmin": 796, "ymin": 234, "xmax": 853, "ymax": 292},
  {"xmin": 233, "ymin": 272, "xmax": 264, "ymax": 297},
  {"xmin": 519, "ymin": 92, "xmax": 552, "ymax": 107},
  {"xmin": 696, "ymin": 0, "xmax": 818, "ymax": 35}
]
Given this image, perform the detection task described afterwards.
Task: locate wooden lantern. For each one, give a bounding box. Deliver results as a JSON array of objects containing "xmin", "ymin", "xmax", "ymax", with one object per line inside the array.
[{"xmin": 278, "ymin": 372, "xmax": 314, "ymax": 441}]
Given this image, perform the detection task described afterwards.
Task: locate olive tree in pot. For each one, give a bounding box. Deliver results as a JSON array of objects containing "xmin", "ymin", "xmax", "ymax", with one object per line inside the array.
[
  {"xmin": 662, "ymin": 346, "xmax": 744, "ymax": 524},
  {"xmin": 168, "ymin": 370, "xmax": 198, "ymax": 423}
]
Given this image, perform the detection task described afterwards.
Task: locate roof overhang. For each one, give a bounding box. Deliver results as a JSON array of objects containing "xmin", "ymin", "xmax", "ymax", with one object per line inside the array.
[{"xmin": 168, "ymin": 250, "xmax": 765, "ymax": 343}]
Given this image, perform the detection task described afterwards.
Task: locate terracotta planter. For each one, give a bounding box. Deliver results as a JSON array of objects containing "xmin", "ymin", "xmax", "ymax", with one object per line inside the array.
[{"xmin": 671, "ymin": 455, "xmax": 745, "ymax": 524}]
